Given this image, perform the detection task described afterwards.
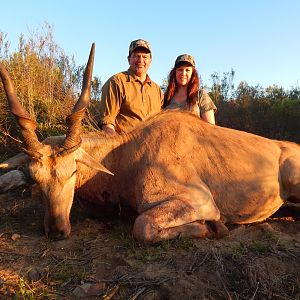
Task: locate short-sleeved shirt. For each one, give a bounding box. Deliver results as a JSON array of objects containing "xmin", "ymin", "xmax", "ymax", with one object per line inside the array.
[
  {"xmin": 166, "ymin": 89, "xmax": 216, "ymax": 117},
  {"xmin": 99, "ymin": 68, "xmax": 164, "ymax": 133}
]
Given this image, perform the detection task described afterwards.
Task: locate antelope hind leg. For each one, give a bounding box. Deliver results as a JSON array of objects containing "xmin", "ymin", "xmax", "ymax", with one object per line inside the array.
[{"xmin": 280, "ymin": 148, "xmax": 300, "ymax": 202}]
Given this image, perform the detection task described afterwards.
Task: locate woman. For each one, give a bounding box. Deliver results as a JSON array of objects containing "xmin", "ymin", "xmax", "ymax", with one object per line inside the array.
[{"xmin": 164, "ymin": 54, "xmax": 216, "ymax": 124}]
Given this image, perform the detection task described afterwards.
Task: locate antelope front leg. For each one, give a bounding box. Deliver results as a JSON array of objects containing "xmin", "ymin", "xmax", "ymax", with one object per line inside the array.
[{"xmin": 133, "ymin": 191, "xmax": 223, "ymax": 244}]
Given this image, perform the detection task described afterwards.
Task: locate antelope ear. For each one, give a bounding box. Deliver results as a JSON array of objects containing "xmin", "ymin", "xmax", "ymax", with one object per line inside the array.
[
  {"xmin": 0, "ymin": 153, "xmax": 30, "ymax": 169},
  {"xmin": 76, "ymin": 149, "xmax": 114, "ymax": 176}
]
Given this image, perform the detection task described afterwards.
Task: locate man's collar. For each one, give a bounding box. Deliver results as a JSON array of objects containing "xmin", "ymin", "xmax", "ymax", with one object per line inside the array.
[{"xmin": 127, "ymin": 68, "xmax": 151, "ymax": 85}]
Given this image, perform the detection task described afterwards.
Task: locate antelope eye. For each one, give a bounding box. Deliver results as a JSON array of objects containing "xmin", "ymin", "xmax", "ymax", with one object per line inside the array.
[{"xmin": 70, "ymin": 170, "xmax": 77, "ymax": 178}]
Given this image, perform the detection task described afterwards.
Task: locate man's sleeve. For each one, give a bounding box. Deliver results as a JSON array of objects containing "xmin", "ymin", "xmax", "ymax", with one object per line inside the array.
[{"xmin": 98, "ymin": 78, "xmax": 122, "ymax": 127}]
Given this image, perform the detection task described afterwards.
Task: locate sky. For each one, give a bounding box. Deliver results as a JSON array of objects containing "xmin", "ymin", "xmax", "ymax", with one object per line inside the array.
[{"xmin": 1, "ymin": 0, "xmax": 300, "ymax": 90}]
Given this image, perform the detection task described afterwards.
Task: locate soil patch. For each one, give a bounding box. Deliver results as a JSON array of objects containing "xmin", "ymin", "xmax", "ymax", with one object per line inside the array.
[{"xmin": 0, "ymin": 185, "xmax": 299, "ymax": 299}]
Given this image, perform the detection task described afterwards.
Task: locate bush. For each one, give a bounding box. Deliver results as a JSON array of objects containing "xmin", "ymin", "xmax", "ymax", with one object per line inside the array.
[{"xmin": 0, "ymin": 24, "xmax": 102, "ymax": 149}]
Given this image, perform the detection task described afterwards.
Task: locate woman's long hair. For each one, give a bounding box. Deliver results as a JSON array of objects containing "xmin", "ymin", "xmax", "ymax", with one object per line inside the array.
[{"xmin": 164, "ymin": 65, "xmax": 201, "ymax": 107}]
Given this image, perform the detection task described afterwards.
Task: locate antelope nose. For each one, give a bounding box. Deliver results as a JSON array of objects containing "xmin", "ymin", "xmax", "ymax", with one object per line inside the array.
[
  {"xmin": 47, "ymin": 217, "xmax": 71, "ymax": 240},
  {"xmin": 52, "ymin": 230, "xmax": 69, "ymax": 240},
  {"xmin": 48, "ymin": 227, "xmax": 70, "ymax": 240}
]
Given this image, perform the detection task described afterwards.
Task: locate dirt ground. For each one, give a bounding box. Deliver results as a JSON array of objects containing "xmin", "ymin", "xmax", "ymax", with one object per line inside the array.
[{"xmin": 0, "ymin": 183, "xmax": 299, "ymax": 300}]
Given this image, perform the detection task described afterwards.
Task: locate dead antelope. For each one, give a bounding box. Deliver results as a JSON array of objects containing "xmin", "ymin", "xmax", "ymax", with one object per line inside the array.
[{"xmin": 0, "ymin": 44, "xmax": 299, "ymax": 243}]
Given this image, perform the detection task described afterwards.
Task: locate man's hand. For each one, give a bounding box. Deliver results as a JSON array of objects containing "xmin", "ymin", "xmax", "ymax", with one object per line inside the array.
[{"xmin": 102, "ymin": 124, "xmax": 116, "ymax": 135}]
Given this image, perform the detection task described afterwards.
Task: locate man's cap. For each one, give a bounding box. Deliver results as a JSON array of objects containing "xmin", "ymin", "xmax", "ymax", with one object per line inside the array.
[
  {"xmin": 175, "ymin": 54, "xmax": 195, "ymax": 67},
  {"xmin": 129, "ymin": 39, "xmax": 151, "ymax": 55}
]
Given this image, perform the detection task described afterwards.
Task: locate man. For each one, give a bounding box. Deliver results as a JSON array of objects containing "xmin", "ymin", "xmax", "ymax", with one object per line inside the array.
[{"xmin": 98, "ymin": 39, "xmax": 164, "ymax": 134}]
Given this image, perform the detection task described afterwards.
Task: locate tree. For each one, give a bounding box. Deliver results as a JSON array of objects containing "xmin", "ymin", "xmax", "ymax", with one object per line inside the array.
[{"xmin": 209, "ymin": 69, "xmax": 235, "ymax": 102}]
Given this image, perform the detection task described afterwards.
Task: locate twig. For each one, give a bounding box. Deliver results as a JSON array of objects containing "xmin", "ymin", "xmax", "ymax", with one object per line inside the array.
[
  {"xmin": 1, "ymin": 130, "xmax": 22, "ymax": 143},
  {"xmin": 188, "ymin": 251, "xmax": 210, "ymax": 273},
  {"xmin": 249, "ymin": 282, "xmax": 259, "ymax": 300},
  {"xmin": 103, "ymin": 284, "xmax": 119, "ymax": 300},
  {"xmin": 50, "ymin": 253, "xmax": 90, "ymax": 262},
  {"xmin": 0, "ymin": 250, "xmax": 34, "ymax": 257},
  {"xmin": 216, "ymin": 271, "xmax": 232, "ymax": 300},
  {"xmin": 94, "ymin": 276, "xmax": 172, "ymax": 287},
  {"xmin": 128, "ymin": 287, "xmax": 146, "ymax": 300}
]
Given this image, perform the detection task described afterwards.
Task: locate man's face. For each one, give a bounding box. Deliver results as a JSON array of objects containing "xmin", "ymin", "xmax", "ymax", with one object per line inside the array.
[{"xmin": 128, "ymin": 48, "xmax": 152, "ymax": 77}]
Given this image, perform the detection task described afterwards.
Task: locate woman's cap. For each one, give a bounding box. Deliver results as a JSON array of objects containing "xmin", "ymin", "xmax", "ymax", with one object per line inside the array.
[
  {"xmin": 175, "ymin": 54, "xmax": 195, "ymax": 67},
  {"xmin": 129, "ymin": 39, "xmax": 151, "ymax": 55}
]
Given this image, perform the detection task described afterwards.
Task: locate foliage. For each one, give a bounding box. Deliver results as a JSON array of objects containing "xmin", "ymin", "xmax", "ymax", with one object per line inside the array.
[
  {"xmin": 15, "ymin": 277, "xmax": 36, "ymax": 300},
  {"xmin": 0, "ymin": 25, "xmax": 299, "ymax": 149},
  {"xmin": 0, "ymin": 24, "xmax": 102, "ymax": 150},
  {"xmin": 209, "ymin": 74, "xmax": 300, "ymax": 143},
  {"xmin": 209, "ymin": 68, "xmax": 235, "ymax": 102},
  {"xmin": 163, "ymin": 66, "xmax": 299, "ymax": 144}
]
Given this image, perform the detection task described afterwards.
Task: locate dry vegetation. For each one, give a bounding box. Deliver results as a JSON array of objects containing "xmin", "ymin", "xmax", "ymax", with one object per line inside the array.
[
  {"xmin": 0, "ymin": 25, "xmax": 101, "ymax": 155},
  {"xmin": 0, "ymin": 184, "xmax": 299, "ymax": 299}
]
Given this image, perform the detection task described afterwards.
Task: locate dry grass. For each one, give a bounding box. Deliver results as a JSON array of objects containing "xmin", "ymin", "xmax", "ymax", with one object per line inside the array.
[{"xmin": 0, "ymin": 185, "xmax": 299, "ymax": 299}]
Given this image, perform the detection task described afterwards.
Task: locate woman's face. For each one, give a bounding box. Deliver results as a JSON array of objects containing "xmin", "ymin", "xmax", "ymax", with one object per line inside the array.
[{"xmin": 175, "ymin": 64, "xmax": 193, "ymax": 86}]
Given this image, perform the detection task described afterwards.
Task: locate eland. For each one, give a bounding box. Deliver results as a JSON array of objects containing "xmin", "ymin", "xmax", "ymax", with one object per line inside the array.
[{"xmin": 0, "ymin": 44, "xmax": 299, "ymax": 243}]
